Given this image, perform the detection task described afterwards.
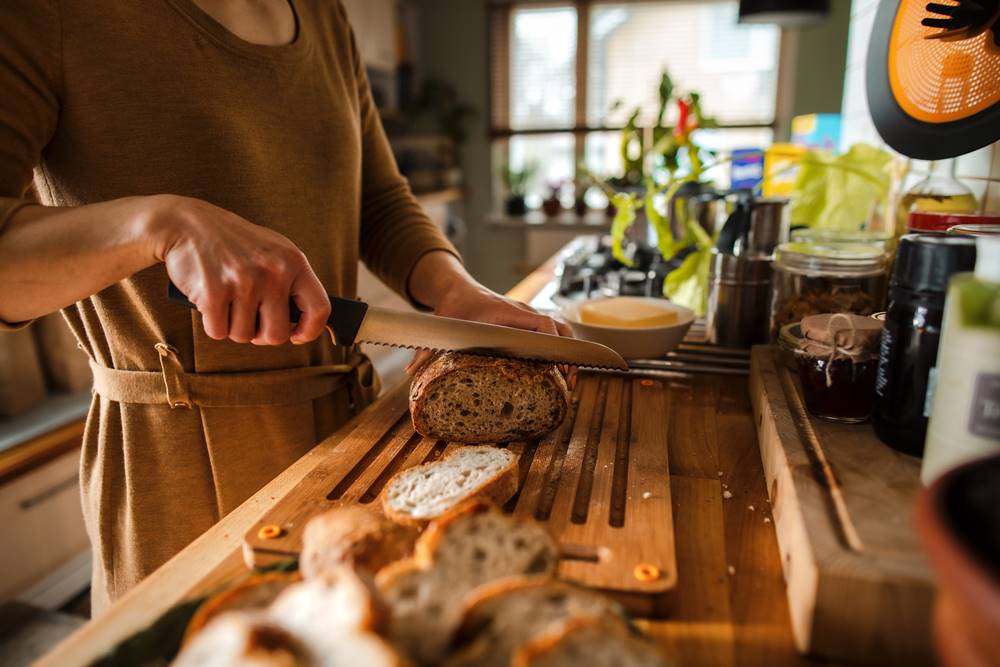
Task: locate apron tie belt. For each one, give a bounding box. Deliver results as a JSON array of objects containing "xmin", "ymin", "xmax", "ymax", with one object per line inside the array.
[{"xmin": 90, "ymin": 343, "xmax": 378, "ymax": 410}]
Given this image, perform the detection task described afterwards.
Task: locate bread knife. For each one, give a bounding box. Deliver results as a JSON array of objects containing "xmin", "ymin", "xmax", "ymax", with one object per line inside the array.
[{"xmin": 168, "ymin": 283, "xmax": 628, "ymax": 370}]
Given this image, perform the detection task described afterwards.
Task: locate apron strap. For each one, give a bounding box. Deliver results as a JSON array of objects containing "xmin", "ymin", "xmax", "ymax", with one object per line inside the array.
[{"xmin": 90, "ymin": 343, "xmax": 375, "ymax": 409}]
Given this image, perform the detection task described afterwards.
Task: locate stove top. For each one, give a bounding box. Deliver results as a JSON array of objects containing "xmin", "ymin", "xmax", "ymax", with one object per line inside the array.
[{"xmin": 554, "ymin": 235, "xmax": 685, "ymax": 301}]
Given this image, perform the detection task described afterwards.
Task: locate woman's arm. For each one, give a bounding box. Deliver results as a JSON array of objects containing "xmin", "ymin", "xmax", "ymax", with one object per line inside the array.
[{"xmin": 0, "ymin": 195, "xmax": 331, "ymax": 345}]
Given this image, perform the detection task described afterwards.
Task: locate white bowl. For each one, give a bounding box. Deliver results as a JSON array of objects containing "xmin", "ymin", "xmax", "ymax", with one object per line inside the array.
[{"xmin": 560, "ymin": 297, "xmax": 695, "ymax": 360}]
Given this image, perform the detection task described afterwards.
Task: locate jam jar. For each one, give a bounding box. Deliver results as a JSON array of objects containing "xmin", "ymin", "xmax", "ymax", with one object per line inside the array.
[{"xmin": 796, "ymin": 313, "xmax": 883, "ymax": 423}]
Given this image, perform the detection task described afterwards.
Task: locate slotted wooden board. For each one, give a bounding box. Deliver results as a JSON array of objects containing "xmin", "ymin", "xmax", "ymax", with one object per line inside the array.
[
  {"xmin": 749, "ymin": 346, "xmax": 935, "ymax": 666},
  {"xmin": 243, "ymin": 372, "xmax": 678, "ymax": 614}
]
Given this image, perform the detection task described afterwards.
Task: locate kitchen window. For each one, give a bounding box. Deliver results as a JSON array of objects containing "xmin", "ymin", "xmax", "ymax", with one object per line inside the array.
[{"xmin": 490, "ymin": 0, "xmax": 784, "ymax": 208}]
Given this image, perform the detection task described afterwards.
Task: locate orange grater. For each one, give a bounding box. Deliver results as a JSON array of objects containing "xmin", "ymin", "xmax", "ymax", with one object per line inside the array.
[{"xmin": 867, "ymin": 0, "xmax": 1000, "ymax": 159}]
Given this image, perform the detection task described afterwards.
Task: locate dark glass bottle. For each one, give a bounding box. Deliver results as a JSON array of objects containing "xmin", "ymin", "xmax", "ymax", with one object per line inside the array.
[{"xmin": 873, "ymin": 233, "xmax": 977, "ymax": 456}]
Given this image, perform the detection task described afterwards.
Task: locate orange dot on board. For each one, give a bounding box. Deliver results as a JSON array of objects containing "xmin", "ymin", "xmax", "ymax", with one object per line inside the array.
[
  {"xmin": 633, "ymin": 563, "xmax": 660, "ymax": 581},
  {"xmin": 258, "ymin": 524, "xmax": 283, "ymax": 540}
]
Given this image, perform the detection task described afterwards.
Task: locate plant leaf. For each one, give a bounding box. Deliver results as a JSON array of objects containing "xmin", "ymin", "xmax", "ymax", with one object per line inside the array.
[
  {"xmin": 610, "ymin": 192, "xmax": 639, "ymax": 267},
  {"xmin": 789, "ymin": 143, "xmax": 892, "ymax": 230}
]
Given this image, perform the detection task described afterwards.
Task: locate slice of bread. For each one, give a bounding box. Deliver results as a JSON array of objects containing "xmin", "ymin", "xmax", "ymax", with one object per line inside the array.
[
  {"xmin": 183, "ymin": 572, "xmax": 300, "ymax": 645},
  {"xmin": 301, "ymin": 505, "xmax": 419, "ymax": 578},
  {"xmin": 376, "ymin": 501, "xmax": 559, "ymax": 665},
  {"xmin": 381, "ymin": 446, "xmax": 519, "ymax": 526},
  {"xmin": 268, "ymin": 567, "xmax": 387, "ymax": 639},
  {"xmin": 409, "ymin": 353, "xmax": 569, "ymax": 444},
  {"xmin": 512, "ymin": 616, "xmax": 669, "ymax": 667},
  {"xmin": 445, "ymin": 579, "xmax": 628, "ymax": 667},
  {"xmin": 172, "ymin": 613, "xmax": 310, "ymax": 667},
  {"xmin": 173, "ymin": 610, "xmax": 407, "ymax": 667}
]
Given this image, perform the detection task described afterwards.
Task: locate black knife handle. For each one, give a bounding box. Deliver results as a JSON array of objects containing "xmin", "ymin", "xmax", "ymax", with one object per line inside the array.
[{"xmin": 168, "ymin": 282, "xmax": 369, "ymax": 346}]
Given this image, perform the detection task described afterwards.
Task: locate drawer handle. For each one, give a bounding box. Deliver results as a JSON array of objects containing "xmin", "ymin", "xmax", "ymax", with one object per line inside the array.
[{"xmin": 19, "ymin": 474, "xmax": 79, "ymax": 511}]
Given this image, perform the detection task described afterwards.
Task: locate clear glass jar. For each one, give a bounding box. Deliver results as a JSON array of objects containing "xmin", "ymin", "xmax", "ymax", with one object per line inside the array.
[
  {"xmin": 790, "ymin": 228, "xmax": 893, "ymax": 255},
  {"xmin": 769, "ymin": 242, "xmax": 889, "ymax": 340}
]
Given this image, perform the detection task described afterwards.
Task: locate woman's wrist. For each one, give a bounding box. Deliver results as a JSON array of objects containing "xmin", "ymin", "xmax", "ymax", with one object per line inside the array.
[{"xmin": 408, "ymin": 250, "xmax": 478, "ymax": 310}]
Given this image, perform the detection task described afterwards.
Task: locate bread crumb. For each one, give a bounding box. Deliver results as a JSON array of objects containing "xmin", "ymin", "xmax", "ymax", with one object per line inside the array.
[
  {"xmin": 723, "ymin": 490, "xmax": 733, "ymax": 500},
  {"xmin": 717, "ymin": 471, "xmax": 723, "ymax": 476},
  {"xmin": 748, "ymin": 505, "xmax": 755, "ymax": 512},
  {"xmin": 722, "ymin": 483, "xmax": 728, "ymax": 489},
  {"xmin": 766, "ymin": 498, "xmax": 771, "ymax": 504},
  {"xmin": 727, "ymin": 565, "xmax": 736, "ymax": 576},
  {"xmin": 642, "ymin": 491, "xmax": 652, "ymax": 500},
  {"xmin": 764, "ymin": 517, "xmax": 772, "ymax": 524}
]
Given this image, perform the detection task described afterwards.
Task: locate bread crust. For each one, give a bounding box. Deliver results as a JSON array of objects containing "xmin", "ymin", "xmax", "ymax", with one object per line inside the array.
[
  {"xmin": 301, "ymin": 504, "xmax": 419, "ymax": 577},
  {"xmin": 409, "ymin": 352, "xmax": 569, "ymax": 444},
  {"xmin": 183, "ymin": 572, "xmax": 301, "ymax": 645},
  {"xmin": 380, "ymin": 449, "xmax": 519, "ymax": 527},
  {"xmin": 511, "ymin": 616, "xmax": 666, "ymax": 667}
]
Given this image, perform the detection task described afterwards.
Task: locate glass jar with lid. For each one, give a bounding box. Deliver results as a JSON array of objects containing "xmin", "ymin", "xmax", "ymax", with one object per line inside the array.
[
  {"xmin": 769, "ymin": 242, "xmax": 889, "ymax": 339},
  {"xmin": 790, "ymin": 228, "xmax": 893, "ymax": 254}
]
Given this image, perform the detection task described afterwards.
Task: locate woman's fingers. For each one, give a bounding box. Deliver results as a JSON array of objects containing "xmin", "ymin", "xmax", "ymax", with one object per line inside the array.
[
  {"xmin": 253, "ymin": 290, "xmax": 291, "ymax": 346},
  {"xmin": 289, "ymin": 270, "xmax": 331, "ymax": 345},
  {"xmin": 195, "ymin": 289, "xmax": 230, "ymax": 341},
  {"xmin": 228, "ymin": 289, "xmax": 260, "ymax": 344}
]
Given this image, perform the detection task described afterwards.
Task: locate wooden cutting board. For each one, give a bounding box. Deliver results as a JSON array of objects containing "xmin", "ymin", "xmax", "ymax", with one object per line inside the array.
[
  {"xmin": 243, "ymin": 371, "xmax": 678, "ymax": 615},
  {"xmin": 749, "ymin": 346, "xmax": 935, "ymax": 666}
]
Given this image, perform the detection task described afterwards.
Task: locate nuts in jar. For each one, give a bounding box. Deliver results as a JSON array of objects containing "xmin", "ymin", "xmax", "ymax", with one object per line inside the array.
[{"xmin": 769, "ymin": 242, "xmax": 888, "ymax": 339}]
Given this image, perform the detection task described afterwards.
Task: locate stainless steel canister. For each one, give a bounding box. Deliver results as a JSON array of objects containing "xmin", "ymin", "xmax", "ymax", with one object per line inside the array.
[
  {"xmin": 705, "ymin": 251, "xmax": 774, "ymax": 347},
  {"xmin": 740, "ymin": 197, "xmax": 789, "ymax": 257}
]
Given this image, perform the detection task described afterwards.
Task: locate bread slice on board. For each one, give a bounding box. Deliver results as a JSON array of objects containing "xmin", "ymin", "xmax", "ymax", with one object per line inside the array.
[
  {"xmin": 445, "ymin": 578, "xmax": 629, "ymax": 667},
  {"xmin": 381, "ymin": 446, "xmax": 519, "ymax": 526},
  {"xmin": 512, "ymin": 616, "xmax": 669, "ymax": 667},
  {"xmin": 376, "ymin": 501, "xmax": 559, "ymax": 665},
  {"xmin": 301, "ymin": 504, "xmax": 419, "ymax": 578},
  {"xmin": 409, "ymin": 352, "xmax": 569, "ymax": 444}
]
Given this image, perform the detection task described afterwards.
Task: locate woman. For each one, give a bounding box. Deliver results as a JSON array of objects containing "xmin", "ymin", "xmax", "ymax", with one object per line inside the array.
[{"xmin": 0, "ymin": 0, "xmax": 569, "ymax": 612}]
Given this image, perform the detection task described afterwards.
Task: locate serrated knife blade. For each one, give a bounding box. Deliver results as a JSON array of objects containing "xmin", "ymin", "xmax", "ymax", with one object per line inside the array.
[{"xmin": 168, "ymin": 283, "xmax": 628, "ymax": 370}]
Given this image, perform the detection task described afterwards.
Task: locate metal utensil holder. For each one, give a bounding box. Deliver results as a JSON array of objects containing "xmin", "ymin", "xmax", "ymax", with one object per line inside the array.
[{"xmin": 705, "ymin": 196, "xmax": 789, "ymax": 348}]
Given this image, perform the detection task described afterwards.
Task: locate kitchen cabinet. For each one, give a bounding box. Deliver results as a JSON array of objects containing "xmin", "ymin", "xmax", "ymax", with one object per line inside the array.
[
  {"xmin": 0, "ymin": 446, "xmax": 89, "ymax": 604},
  {"xmin": 340, "ymin": 0, "xmax": 397, "ymax": 72}
]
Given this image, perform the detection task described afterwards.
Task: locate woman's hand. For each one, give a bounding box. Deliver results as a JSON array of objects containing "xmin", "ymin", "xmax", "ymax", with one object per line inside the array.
[
  {"xmin": 404, "ymin": 252, "xmax": 576, "ymax": 384},
  {"xmin": 152, "ymin": 195, "xmax": 331, "ymax": 346}
]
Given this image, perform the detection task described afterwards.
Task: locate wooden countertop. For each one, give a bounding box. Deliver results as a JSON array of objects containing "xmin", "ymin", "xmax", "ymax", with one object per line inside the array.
[{"xmin": 37, "ymin": 255, "xmax": 840, "ymax": 667}]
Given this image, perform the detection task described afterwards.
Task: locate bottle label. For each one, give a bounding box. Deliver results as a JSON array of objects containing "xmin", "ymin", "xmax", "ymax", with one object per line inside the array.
[
  {"xmin": 968, "ymin": 373, "xmax": 1000, "ymax": 439},
  {"xmin": 924, "ymin": 367, "xmax": 938, "ymax": 419}
]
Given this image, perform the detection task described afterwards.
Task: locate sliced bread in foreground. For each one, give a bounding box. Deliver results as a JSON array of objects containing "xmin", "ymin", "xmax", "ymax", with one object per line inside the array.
[
  {"xmin": 381, "ymin": 446, "xmax": 518, "ymax": 526},
  {"xmin": 300, "ymin": 504, "xmax": 419, "ymax": 578},
  {"xmin": 409, "ymin": 352, "xmax": 569, "ymax": 444},
  {"xmin": 377, "ymin": 501, "xmax": 559, "ymax": 665},
  {"xmin": 512, "ymin": 616, "xmax": 669, "ymax": 667},
  {"xmin": 445, "ymin": 578, "xmax": 628, "ymax": 667}
]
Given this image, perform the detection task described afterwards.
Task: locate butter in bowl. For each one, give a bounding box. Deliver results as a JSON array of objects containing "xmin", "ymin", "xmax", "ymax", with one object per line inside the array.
[{"xmin": 561, "ymin": 296, "xmax": 694, "ymax": 360}]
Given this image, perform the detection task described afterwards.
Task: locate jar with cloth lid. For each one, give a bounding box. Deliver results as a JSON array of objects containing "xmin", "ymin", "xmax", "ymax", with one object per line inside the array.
[{"xmin": 796, "ymin": 313, "xmax": 883, "ymax": 423}]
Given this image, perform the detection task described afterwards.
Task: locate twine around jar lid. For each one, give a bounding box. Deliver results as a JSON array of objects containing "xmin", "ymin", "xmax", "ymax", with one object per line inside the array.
[{"xmin": 798, "ymin": 313, "xmax": 882, "ymax": 384}]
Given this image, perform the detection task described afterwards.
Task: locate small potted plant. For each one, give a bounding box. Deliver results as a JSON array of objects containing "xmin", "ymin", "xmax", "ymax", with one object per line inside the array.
[
  {"xmin": 503, "ymin": 162, "xmax": 536, "ymax": 217},
  {"xmin": 542, "ymin": 180, "xmax": 564, "ymax": 218}
]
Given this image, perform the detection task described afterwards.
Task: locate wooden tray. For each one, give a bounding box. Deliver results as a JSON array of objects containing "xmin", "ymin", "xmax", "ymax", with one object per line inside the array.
[
  {"xmin": 749, "ymin": 346, "xmax": 935, "ymax": 666},
  {"xmin": 243, "ymin": 371, "xmax": 678, "ymax": 615}
]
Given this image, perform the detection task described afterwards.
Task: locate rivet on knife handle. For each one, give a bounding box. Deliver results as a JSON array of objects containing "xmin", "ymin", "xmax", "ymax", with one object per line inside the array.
[{"xmin": 167, "ymin": 282, "xmax": 370, "ymax": 347}]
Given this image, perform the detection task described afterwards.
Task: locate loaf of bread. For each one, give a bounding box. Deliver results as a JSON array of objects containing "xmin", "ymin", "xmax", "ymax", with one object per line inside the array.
[
  {"xmin": 409, "ymin": 353, "xmax": 569, "ymax": 444},
  {"xmin": 445, "ymin": 579, "xmax": 627, "ymax": 667},
  {"xmin": 381, "ymin": 446, "xmax": 518, "ymax": 526},
  {"xmin": 377, "ymin": 501, "xmax": 559, "ymax": 665},
  {"xmin": 300, "ymin": 505, "xmax": 419, "ymax": 578},
  {"xmin": 512, "ymin": 616, "xmax": 668, "ymax": 667}
]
